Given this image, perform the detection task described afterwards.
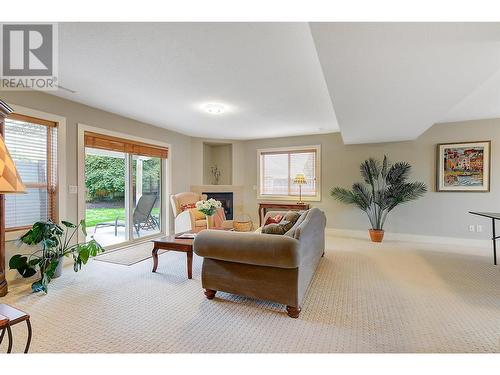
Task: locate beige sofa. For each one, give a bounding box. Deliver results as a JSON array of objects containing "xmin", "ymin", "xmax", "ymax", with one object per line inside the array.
[{"xmin": 193, "ymin": 208, "xmax": 326, "ymax": 318}]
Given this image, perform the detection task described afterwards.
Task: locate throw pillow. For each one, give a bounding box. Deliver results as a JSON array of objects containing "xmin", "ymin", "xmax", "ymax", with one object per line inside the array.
[
  {"xmin": 280, "ymin": 211, "xmax": 301, "ymax": 232},
  {"xmin": 189, "ymin": 207, "xmax": 206, "ymax": 220},
  {"xmin": 265, "ymin": 214, "xmax": 283, "ymax": 225},
  {"xmin": 262, "ymin": 211, "xmax": 301, "ymax": 235},
  {"xmin": 284, "ymin": 210, "xmax": 308, "ymax": 238},
  {"xmin": 262, "ymin": 222, "xmax": 288, "ymax": 235},
  {"xmin": 180, "ymin": 203, "xmax": 196, "ymax": 211}
]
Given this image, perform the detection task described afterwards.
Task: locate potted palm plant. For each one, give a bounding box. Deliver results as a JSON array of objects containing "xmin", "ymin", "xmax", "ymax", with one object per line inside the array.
[
  {"xmin": 330, "ymin": 156, "xmax": 427, "ymax": 242},
  {"xmin": 9, "ymin": 220, "xmax": 104, "ymax": 293}
]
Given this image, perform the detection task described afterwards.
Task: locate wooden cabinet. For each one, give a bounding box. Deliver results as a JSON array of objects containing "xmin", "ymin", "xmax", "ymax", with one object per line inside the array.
[{"xmin": 258, "ymin": 202, "xmax": 310, "ymax": 227}]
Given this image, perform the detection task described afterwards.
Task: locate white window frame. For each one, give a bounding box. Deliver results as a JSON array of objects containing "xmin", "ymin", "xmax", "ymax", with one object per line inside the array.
[
  {"xmin": 5, "ymin": 104, "xmax": 67, "ymax": 241},
  {"xmin": 257, "ymin": 144, "xmax": 321, "ymax": 201}
]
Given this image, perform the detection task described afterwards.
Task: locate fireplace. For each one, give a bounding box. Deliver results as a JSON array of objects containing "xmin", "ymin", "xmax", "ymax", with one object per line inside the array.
[{"xmin": 203, "ymin": 192, "xmax": 233, "ymax": 220}]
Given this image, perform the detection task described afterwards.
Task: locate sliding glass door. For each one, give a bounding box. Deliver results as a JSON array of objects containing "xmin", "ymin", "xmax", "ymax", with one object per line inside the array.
[
  {"xmin": 85, "ymin": 148, "xmax": 128, "ymax": 247},
  {"xmin": 132, "ymin": 155, "xmax": 162, "ymax": 239},
  {"xmin": 83, "ymin": 132, "xmax": 167, "ymax": 248}
]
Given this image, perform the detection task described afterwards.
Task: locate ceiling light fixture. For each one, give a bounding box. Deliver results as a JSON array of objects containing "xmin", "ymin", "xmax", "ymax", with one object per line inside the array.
[{"xmin": 203, "ymin": 103, "xmax": 226, "ymax": 115}]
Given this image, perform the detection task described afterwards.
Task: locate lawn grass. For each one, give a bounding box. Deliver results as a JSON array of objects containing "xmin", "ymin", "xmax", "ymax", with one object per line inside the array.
[{"xmin": 85, "ymin": 207, "xmax": 159, "ymax": 228}]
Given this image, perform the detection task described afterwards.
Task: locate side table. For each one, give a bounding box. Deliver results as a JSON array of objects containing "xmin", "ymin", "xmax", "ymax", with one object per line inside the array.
[{"xmin": 0, "ymin": 304, "xmax": 32, "ymax": 353}]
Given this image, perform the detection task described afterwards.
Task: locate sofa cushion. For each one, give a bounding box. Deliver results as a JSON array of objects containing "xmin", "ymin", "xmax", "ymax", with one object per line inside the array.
[{"xmin": 194, "ymin": 230, "xmax": 301, "ymax": 268}]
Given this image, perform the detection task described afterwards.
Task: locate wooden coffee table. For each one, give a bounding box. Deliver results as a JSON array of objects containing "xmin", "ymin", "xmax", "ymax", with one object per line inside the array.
[
  {"xmin": 152, "ymin": 228, "xmax": 232, "ymax": 279},
  {"xmin": 151, "ymin": 233, "xmax": 195, "ymax": 279}
]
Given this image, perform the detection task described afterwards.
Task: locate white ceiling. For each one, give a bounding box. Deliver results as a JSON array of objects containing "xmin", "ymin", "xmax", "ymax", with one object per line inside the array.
[
  {"xmin": 52, "ymin": 23, "xmax": 500, "ymax": 144},
  {"xmin": 54, "ymin": 22, "xmax": 338, "ymax": 140},
  {"xmin": 310, "ymin": 23, "xmax": 500, "ymax": 144}
]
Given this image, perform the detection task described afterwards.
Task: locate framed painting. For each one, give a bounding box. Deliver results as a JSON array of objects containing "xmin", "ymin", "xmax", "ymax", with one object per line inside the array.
[{"xmin": 436, "ymin": 141, "xmax": 491, "ymax": 192}]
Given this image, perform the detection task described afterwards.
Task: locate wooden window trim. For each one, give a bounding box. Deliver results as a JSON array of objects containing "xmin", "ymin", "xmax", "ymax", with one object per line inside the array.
[
  {"xmin": 4, "ymin": 113, "xmax": 58, "ymax": 230},
  {"xmin": 5, "ymin": 225, "xmax": 32, "ymax": 233},
  {"xmin": 8, "ymin": 113, "xmax": 57, "ymax": 128},
  {"xmin": 84, "ymin": 131, "xmax": 168, "ymax": 159}
]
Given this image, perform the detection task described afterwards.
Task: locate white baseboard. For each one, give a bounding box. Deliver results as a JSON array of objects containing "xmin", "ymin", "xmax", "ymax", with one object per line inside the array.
[{"xmin": 326, "ymin": 228, "xmax": 491, "ymax": 249}]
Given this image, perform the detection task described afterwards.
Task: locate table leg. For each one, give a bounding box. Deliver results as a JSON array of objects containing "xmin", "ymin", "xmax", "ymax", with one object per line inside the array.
[
  {"xmin": 6, "ymin": 326, "xmax": 12, "ymax": 353},
  {"xmin": 187, "ymin": 251, "xmax": 193, "ymax": 279},
  {"xmin": 152, "ymin": 247, "xmax": 159, "ymax": 273},
  {"xmin": 0, "ymin": 327, "xmax": 5, "ymax": 346},
  {"xmin": 24, "ymin": 319, "xmax": 32, "ymax": 353},
  {"xmin": 493, "ymin": 218, "xmax": 497, "ymax": 266}
]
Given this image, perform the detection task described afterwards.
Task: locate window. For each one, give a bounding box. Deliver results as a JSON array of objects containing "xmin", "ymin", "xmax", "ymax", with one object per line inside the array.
[
  {"xmin": 4, "ymin": 113, "xmax": 58, "ymax": 230},
  {"xmin": 258, "ymin": 145, "xmax": 320, "ymax": 200}
]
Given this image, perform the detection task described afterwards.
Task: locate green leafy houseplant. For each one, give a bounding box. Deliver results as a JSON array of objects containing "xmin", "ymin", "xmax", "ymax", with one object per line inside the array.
[
  {"xmin": 9, "ymin": 220, "xmax": 104, "ymax": 293},
  {"xmin": 330, "ymin": 156, "xmax": 427, "ymax": 242}
]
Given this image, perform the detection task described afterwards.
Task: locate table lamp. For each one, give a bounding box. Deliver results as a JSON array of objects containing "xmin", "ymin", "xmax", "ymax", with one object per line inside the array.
[
  {"xmin": 293, "ymin": 173, "xmax": 307, "ymax": 204},
  {"xmin": 0, "ymin": 100, "xmax": 25, "ymax": 296},
  {"xmin": 1, "ymin": 135, "xmax": 26, "ymax": 194}
]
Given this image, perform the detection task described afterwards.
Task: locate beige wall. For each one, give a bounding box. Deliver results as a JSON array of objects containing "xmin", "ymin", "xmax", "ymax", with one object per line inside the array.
[
  {"xmin": 191, "ymin": 137, "xmax": 244, "ymax": 186},
  {"xmin": 242, "ymin": 119, "xmax": 500, "ymax": 240},
  {"xmin": 202, "ymin": 143, "xmax": 233, "ymax": 185},
  {"xmin": 1, "ymin": 90, "xmax": 192, "ymax": 280},
  {"xmin": 211, "ymin": 144, "xmax": 232, "ymax": 185},
  {"xmin": 2, "ymin": 89, "xmax": 499, "ymax": 273},
  {"xmin": 202, "ymin": 142, "xmax": 213, "ymax": 184}
]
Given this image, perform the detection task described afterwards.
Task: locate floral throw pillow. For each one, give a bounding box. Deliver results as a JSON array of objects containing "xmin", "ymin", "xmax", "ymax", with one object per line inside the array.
[
  {"xmin": 180, "ymin": 203, "xmax": 196, "ymax": 211},
  {"xmin": 265, "ymin": 214, "xmax": 283, "ymax": 225}
]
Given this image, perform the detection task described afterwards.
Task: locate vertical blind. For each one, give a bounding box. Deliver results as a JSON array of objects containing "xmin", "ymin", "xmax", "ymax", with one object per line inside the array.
[
  {"xmin": 4, "ymin": 114, "xmax": 57, "ymax": 230},
  {"xmin": 260, "ymin": 148, "xmax": 317, "ymax": 197}
]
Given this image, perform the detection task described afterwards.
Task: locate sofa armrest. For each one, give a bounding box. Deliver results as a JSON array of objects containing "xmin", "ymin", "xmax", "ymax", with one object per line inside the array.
[{"xmin": 193, "ymin": 230, "xmax": 300, "ymax": 268}]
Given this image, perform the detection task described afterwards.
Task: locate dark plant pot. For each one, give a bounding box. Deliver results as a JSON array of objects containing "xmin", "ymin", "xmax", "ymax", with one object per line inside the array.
[
  {"xmin": 369, "ymin": 229, "xmax": 384, "ymax": 243},
  {"xmin": 53, "ymin": 257, "xmax": 64, "ymax": 278}
]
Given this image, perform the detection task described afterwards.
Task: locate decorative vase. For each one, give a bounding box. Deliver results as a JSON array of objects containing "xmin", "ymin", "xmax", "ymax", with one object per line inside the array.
[
  {"xmin": 206, "ymin": 215, "xmax": 215, "ymax": 229},
  {"xmin": 369, "ymin": 229, "xmax": 384, "ymax": 242}
]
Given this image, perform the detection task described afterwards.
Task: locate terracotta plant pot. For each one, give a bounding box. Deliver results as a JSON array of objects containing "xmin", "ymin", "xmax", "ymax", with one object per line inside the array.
[{"xmin": 369, "ymin": 229, "xmax": 384, "ymax": 243}]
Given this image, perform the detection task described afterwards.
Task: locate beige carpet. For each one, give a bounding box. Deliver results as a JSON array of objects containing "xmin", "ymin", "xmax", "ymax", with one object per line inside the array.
[
  {"xmin": 1, "ymin": 236, "xmax": 499, "ymax": 353},
  {"xmin": 94, "ymin": 242, "xmax": 166, "ymax": 266}
]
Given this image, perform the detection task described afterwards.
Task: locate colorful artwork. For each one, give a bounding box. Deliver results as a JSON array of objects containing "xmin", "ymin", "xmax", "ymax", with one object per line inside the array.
[{"xmin": 437, "ymin": 141, "xmax": 490, "ymax": 192}]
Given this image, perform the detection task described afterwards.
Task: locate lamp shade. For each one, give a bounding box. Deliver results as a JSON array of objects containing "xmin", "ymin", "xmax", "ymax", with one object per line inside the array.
[
  {"xmin": 293, "ymin": 173, "xmax": 307, "ymax": 185},
  {"xmin": 0, "ymin": 134, "xmax": 25, "ymax": 193}
]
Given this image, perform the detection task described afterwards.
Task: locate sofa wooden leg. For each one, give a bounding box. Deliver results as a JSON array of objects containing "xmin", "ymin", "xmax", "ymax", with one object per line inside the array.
[
  {"xmin": 204, "ymin": 289, "xmax": 216, "ymax": 300},
  {"xmin": 322, "ymin": 251, "xmax": 325, "ymax": 257},
  {"xmin": 286, "ymin": 305, "xmax": 301, "ymax": 318}
]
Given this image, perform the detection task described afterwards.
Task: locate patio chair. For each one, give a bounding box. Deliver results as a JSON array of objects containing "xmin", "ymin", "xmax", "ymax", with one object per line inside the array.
[{"xmin": 94, "ymin": 194, "xmax": 159, "ymax": 237}]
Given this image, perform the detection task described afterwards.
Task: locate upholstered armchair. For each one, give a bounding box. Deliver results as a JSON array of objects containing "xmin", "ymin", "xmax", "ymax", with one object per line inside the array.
[
  {"xmin": 170, "ymin": 192, "xmax": 234, "ymax": 234},
  {"xmin": 170, "ymin": 192, "xmax": 207, "ymax": 234}
]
